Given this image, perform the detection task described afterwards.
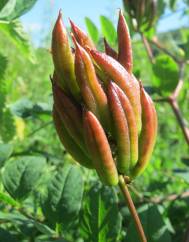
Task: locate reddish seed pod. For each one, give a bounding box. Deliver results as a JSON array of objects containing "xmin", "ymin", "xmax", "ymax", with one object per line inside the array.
[
  {"xmin": 117, "ymin": 10, "xmax": 133, "ymax": 74},
  {"xmin": 74, "ymin": 42, "xmax": 111, "ymax": 130},
  {"xmin": 83, "ymin": 111, "xmax": 118, "ymax": 185},
  {"xmin": 90, "ymin": 50, "xmax": 142, "ymax": 132},
  {"xmin": 131, "ymin": 83, "xmax": 157, "ymax": 178},
  {"xmin": 70, "ymin": 19, "xmax": 96, "ymax": 49},
  {"xmin": 108, "ymin": 82, "xmax": 130, "ymax": 174},
  {"xmin": 51, "ymin": 11, "xmax": 157, "ymax": 185},
  {"xmin": 104, "ymin": 38, "xmax": 118, "ymax": 60}
]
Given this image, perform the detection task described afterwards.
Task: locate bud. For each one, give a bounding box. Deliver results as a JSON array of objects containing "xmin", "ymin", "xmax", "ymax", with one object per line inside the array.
[
  {"xmin": 123, "ymin": 0, "xmax": 157, "ymax": 31},
  {"xmin": 51, "ymin": 10, "xmax": 157, "ymax": 186}
]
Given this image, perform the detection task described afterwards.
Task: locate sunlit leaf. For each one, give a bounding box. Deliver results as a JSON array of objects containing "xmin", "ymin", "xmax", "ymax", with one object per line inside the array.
[
  {"xmin": 100, "ymin": 16, "xmax": 116, "ymax": 46},
  {"xmin": 0, "ymin": 20, "xmax": 35, "ymax": 61},
  {"xmin": 0, "ymin": 0, "xmax": 16, "ymax": 20},
  {"xmin": 152, "ymin": 54, "xmax": 179, "ymax": 93},
  {"xmin": 0, "ymin": 0, "xmax": 37, "ymax": 21},
  {"xmin": 0, "ymin": 191, "xmax": 17, "ymax": 206},
  {"xmin": 85, "ymin": 17, "xmax": 99, "ymax": 44}
]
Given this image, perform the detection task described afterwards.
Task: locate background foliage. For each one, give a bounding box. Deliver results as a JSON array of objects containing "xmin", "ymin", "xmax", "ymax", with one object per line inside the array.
[{"xmin": 0, "ymin": 0, "xmax": 189, "ymax": 241}]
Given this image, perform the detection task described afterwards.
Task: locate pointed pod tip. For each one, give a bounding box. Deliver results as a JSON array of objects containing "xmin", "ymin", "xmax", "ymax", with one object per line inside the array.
[
  {"xmin": 118, "ymin": 8, "xmax": 123, "ymax": 17},
  {"xmin": 56, "ymin": 9, "xmax": 63, "ymax": 25},
  {"xmin": 139, "ymin": 80, "xmax": 146, "ymax": 95},
  {"xmin": 108, "ymin": 80, "xmax": 115, "ymax": 91},
  {"xmin": 69, "ymin": 18, "xmax": 74, "ymax": 27},
  {"xmin": 107, "ymin": 81, "xmax": 119, "ymax": 100},
  {"xmin": 69, "ymin": 18, "xmax": 80, "ymax": 34},
  {"xmin": 139, "ymin": 80, "xmax": 143, "ymax": 89},
  {"xmin": 108, "ymin": 80, "xmax": 121, "ymax": 90},
  {"xmin": 58, "ymin": 9, "xmax": 62, "ymax": 18},
  {"xmin": 74, "ymin": 39, "xmax": 85, "ymax": 57},
  {"xmin": 53, "ymin": 9, "xmax": 66, "ymax": 39}
]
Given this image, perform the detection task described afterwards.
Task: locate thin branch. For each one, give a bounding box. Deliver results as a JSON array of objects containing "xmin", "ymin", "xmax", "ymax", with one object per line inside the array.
[
  {"xmin": 150, "ymin": 37, "xmax": 181, "ymax": 64},
  {"xmin": 119, "ymin": 189, "xmax": 189, "ymax": 207},
  {"xmin": 118, "ymin": 175, "xmax": 147, "ymax": 242},
  {"xmin": 150, "ymin": 190, "xmax": 189, "ymax": 204},
  {"xmin": 168, "ymin": 99, "xmax": 189, "ymax": 145},
  {"xmin": 141, "ymin": 33, "xmax": 155, "ymax": 64},
  {"xmin": 166, "ymin": 62, "xmax": 189, "ymax": 145},
  {"xmin": 172, "ymin": 62, "xmax": 185, "ymax": 99},
  {"xmin": 27, "ymin": 120, "xmax": 53, "ymax": 137},
  {"xmin": 152, "ymin": 53, "xmax": 189, "ymax": 145}
]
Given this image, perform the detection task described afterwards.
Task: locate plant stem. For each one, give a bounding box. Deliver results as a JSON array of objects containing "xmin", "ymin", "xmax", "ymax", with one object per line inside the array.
[
  {"xmin": 118, "ymin": 175, "xmax": 147, "ymax": 242},
  {"xmin": 141, "ymin": 33, "xmax": 154, "ymax": 64},
  {"xmin": 168, "ymin": 98, "xmax": 189, "ymax": 145}
]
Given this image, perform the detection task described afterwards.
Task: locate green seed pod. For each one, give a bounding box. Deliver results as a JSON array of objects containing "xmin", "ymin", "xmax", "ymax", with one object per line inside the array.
[
  {"xmin": 53, "ymin": 108, "xmax": 93, "ymax": 169},
  {"xmin": 52, "ymin": 80, "xmax": 85, "ymax": 151},
  {"xmin": 52, "ymin": 11, "xmax": 80, "ymax": 100}
]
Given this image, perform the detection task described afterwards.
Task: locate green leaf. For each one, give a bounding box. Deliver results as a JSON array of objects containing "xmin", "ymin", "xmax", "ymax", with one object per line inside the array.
[
  {"xmin": 126, "ymin": 205, "xmax": 172, "ymax": 242},
  {"xmin": 80, "ymin": 183, "xmax": 122, "ymax": 242},
  {"xmin": 2, "ymin": 156, "xmax": 46, "ymax": 200},
  {"xmin": 0, "ymin": 0, "xmax": 16, "ymax": 20},
  {"xmin": 0, "ymin": 1, "xmax": 9, "ymax": 11},
  {"xmin": 0, "ymin": 210, "xmax": 56, "ymax": 237},
  {"xmin": 0, "ymin": 191, "xmax": 17, "ymax": 206},
  {"xmin": 0, "ymin": 210, "xmax": 28, "ymax": 223},
  {"xmin": 42, "ymin": 164, "xmax": 84, "ymax": 230},
  {"xmin": 0, "ymin": 20, "xmax": 35, "ymax": 61},
  {"xmin": 0, "ymin": 54, "xmax": 7, "ymax": 122},
  {"xmin": 0, "ymin": 0, "xmax": 37, "ymax": 21},
  {"xmin": 0, "ymin": 108, "xmax": 16, "ymax": 142},
  {"xmin": 10, "ymin": 98, "xmax": 52, "ymax": 118},
  {"xmin": 152, "ymin": 54, "xmax": 179, "ymax": 93},
  {"xmin": 173, "ymin": 169, "xmax": 189, "ymax": 183},
  {"xmin": 11, "ymin": 98, "xmax": 33, "ymax": 118},
  {"xmin": 0, "ymin": 143, "xmax": 13, "ymax": 167},
  {"xmin": 100, "ymin": 16, "xmax": 116, "ymax": 46},
  {"xmin": 85, "ymin": 17, "xmax": 99, "ymax": 44},
  {"xmin": 33, "ymin": 221, "xmax": 56, "ymax": 236},
  {"xmin": 0, "ymin": 53, "xmax": 7, "ymax": 79},
  {"xmin": 0, "ymin": 228, "xmax": 18, "ymax": 242}
]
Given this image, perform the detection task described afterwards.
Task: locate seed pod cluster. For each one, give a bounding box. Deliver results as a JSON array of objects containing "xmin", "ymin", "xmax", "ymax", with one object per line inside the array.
[
  {"xmin": 123, "ymin": 0, "xmax": 157, "ymax": 31},
  {"xmin": 51, "ymin": 10, "xmax": 157, "ymax": 185}
]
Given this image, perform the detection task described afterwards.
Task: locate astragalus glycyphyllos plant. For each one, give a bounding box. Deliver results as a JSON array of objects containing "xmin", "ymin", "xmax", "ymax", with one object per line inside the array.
[{"xmin": 51, "ymin": 10, "xmax": 157, "ymax": 242}]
